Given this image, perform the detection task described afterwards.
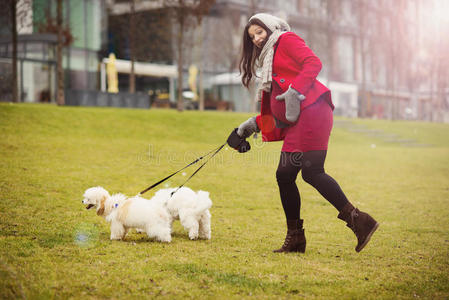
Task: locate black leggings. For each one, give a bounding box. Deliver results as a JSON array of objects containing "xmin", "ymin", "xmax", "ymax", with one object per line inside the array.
[{"xmin": 276, "ymin": 151, "xmax": 349, "ymax": 220}]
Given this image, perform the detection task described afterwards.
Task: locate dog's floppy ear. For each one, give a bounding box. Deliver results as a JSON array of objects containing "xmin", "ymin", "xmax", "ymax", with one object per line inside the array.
[{"xmin": 97, "ymin": 196, "xmax": 106, "ymax": 216}]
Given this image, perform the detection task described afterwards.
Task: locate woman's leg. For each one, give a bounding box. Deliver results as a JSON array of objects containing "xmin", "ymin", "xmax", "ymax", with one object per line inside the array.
[
  {"xmin": 274, "ymin": 152, "xmax": 306, "ymax": 253},
  {"xmin": 276, "ymin": 152, "xmax": 303, "ymax": 220},
  {"xmin": 301, "ymin": 150, "xmax": 379, "ymax": 252},
  {"xmin": 300, "ymin": 150, "xmax": 349, "ymax": 211}
]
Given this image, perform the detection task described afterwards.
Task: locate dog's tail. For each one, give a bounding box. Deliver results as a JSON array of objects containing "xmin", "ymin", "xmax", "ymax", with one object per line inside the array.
[{"xmin": 195, "ymin": 190, "xmax": 212, "ymax": 214}]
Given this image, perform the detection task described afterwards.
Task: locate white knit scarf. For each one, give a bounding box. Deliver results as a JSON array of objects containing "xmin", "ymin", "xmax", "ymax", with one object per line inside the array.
[
  {"xmin": 255, "ymin": 30, "xmax": 286, "ymax": 102},
  {"xmin": 249, "ymin": 13, "xmax": 290, "ymax": 102}
]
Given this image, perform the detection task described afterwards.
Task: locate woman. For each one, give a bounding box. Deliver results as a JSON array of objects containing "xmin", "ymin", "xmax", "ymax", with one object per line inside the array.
[{"xmin": 234, "ymin": 13, "xmax": 378, "ymax": 253}]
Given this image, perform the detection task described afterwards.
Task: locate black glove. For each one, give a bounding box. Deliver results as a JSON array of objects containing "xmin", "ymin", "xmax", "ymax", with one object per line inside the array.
[{"xmin": 227, "ymin": 128, "xmax": 251, "ymax": 153}]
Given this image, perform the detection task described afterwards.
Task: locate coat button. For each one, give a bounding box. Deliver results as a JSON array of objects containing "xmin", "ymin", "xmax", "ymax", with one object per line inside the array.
[
  {"xmin": 272, "ymin": 73, "xmax": 277, "ymax": 77},
  {"xmin": 280, "ymin": 78, "xmax": 285, "ymax": 83}
]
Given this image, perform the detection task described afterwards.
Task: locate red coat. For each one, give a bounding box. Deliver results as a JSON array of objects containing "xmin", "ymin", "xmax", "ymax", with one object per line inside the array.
[{"xmin": 255, "ymin": 32, "xmax": 333, "ymax": 142}]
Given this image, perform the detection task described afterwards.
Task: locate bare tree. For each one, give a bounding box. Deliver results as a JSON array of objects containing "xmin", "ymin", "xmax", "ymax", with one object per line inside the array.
[
  {"xmin": 434, "ymin": 25, "xmax": 449, "ymax": 122},
  {"xmin": 165, "ymin": 0, "xmax": 215, "ymax": 111},
  {"xmin": 5, "ymin": 0, "xmax": 32, "ymax": 103},
  {"xmin": 381, "ymin": 0, "xmax": 415, "ymax": 120},
  {"xmin": 356, "ymin": 0, "xmax": 368, "ymax": 117},
  {"xmin": 108, "ymin": 0, "xmax": 213, "ymax": 109},
  {"xmin": 206, "ymin": 7, "xmax": 241, "ymax": 105},
  {"xmin": 108, "ymin": 4, "xmax": 174, "ymax": 102},
  {"xmin": 108, "ymin": 7, "xmax": 173, "ymax": 61},
  {"xmin": 129, "ymin": 0, "xmax": 136, "ymax": 93},
  {"xmin": 33, "ymin": 0, "xmax": 72, "ymax": 104},
  {"xmin": 56, "ymin": 0, "xmax": 64, "ymax": 105},
  {"xmin": 197, "ymin": 22, "xmax": 205, "ymax": 111},
  {"xmin": 174, "ymin": 1, "xmax": 187, "ymax": 111},
  {"xmin": 10, "ymin": 0, "xmax": 18, "ymax": 103}
]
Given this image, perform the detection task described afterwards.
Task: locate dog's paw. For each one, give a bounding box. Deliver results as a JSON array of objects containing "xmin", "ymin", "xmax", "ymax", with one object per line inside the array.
[
  {"xmin": 158, "ymin": 236, "xmax": 171, "ymax": 243},
  {"xmin": 199, "ymin": 232, "xmax": 211, "ymax": 240},
  {"xmin": 188, "ymin": 232, "xmax": 199, "ymax": 240}
]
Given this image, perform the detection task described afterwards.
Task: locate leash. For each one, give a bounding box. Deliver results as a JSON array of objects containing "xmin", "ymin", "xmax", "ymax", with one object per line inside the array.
[{"xmin": 138, "ymin": 142, "xmax": 227, "ymax": 196}]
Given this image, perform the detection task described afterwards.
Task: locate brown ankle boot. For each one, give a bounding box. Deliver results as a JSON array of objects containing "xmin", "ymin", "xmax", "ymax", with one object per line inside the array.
[
  {"xmin": 338, "ymin": 203, "xmax": 379, "ymax": 252},
  {"xmin": 273, "ymin": 219, "xmax": 306, "ymax": 253}
]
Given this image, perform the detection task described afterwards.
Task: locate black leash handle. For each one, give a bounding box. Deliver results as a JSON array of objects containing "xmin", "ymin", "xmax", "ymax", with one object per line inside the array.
[{"xmin": 139, "ymin": 142, "xmax": 226, "ymax": 195}]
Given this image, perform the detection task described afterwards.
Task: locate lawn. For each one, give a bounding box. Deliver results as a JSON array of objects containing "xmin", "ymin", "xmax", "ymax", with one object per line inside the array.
[{"xmin": 0, "ymin": 103, "xmax": 448, "ymax": 299}]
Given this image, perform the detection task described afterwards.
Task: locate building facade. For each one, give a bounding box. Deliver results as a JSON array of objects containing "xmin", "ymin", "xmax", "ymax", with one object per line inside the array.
[
  {"xmin": 0, "ymin": 0, "xmax": 106, "ymax": 103},
  {"xmin": 1, "ymin": 0, "xmax": 447, "ymax": 121}
]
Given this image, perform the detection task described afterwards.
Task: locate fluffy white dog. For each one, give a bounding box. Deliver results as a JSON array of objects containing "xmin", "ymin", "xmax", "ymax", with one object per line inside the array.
[
  {"xmin": 82, "ymin": 186, "xmax": 171, "ymax": 242},
  {"xmin": 150, "ymin": 187, "xmax": 212, "ymax": 240}
]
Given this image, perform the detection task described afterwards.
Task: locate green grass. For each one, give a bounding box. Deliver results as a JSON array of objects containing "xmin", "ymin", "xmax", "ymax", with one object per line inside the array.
[{"xmin": 1, "ymin": 103, "xmax": 448, "ymax": 299}]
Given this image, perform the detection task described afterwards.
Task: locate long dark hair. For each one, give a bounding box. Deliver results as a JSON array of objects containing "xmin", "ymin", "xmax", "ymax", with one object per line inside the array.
[{"xmin": 239, "ymin": 18, "xmax": 272, "ymax": 88}]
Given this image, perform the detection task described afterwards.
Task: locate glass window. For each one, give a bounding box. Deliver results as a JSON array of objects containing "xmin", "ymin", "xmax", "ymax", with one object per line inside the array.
[
  {"xmin": 26, "ymin": 43, "xmax": 44, "ymax": 60},
  {"xmin": 0, "ymin": 61, "xmax": 12, "ymax": 101},
  {"xmin": 69, "ymin": 0, "xmax": 86, "ymax": 48},
  {"xmin": 48, "ymin": 44, "xmax": 56, "ymax": 60},
  {"xmin": 337, "ymin": 35, "xmax": 354, "ymax": 82},
  {"xmin": 86, "ymin": 0, "xmax": 101, "ymax": 50},
  {"xmin": 17, "ymin": 43, "xmax": 26, "ymax": 58},
  {"xmin": 87, "ymin": 51, "xmax": 99, "ymax": 72},
  {"xmin": 21, "ymin": 61, "xmax": 55, "ymax": 103},
  {"xmin": 0, "ymin": 45, "xmax": 6, "ymax": 57},
  {"xmin": 66, "ymin": 47, "xmax": 85, "ymax": 70}
]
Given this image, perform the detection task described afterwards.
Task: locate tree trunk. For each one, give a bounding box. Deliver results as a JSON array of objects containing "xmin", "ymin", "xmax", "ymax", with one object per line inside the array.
[
  {"xmin": 177, "ymin": 9, "xmax": 184, "ymax": 111},
  {"xmin": 198, "ymin": 22, "xmax": 204, "ymax": 111},
  {"xmin": 358, "ymin": 0, "xmax": 367, "ymax": 118},
  {"xmin": 199, "ymin": 63, "xmax": 204, "ymax": 111},
  {"xmin": 11, "ymin": 0, "xmax": 18, "ymax": 102},
  {"xmin": 129, "ymin": 0, "xmax": 136, "ymax": 93},
  {"xmin": 56, "ymin": 0, "xmax": 64, "ymax": 105},
  {"xmin": 360, "ymin": 40, "xmax": 367, "ymax": 117}
]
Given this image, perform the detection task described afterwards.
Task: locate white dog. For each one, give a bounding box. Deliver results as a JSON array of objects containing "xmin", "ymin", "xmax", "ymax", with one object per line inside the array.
[
  {"xmin": 82, "ymin": 186, "xmax": 171, "ymax": 242},
  {"xmin": 150, "ymin": 187, "xmax": 212, "ymax": 240}
]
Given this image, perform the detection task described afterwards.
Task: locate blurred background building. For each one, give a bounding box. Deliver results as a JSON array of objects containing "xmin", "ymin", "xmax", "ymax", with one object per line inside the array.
[
  {"xmin": 0, "ymin": 0, "xmax": 106, "ymax": 102},
  {"xmin": 1, "ymin": 0, "xmax": 448, "ymax": 122}
]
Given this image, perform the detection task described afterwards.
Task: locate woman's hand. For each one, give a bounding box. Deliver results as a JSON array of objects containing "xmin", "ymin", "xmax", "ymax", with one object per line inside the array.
[
  {"xmin": 275, "ymin": 85, "xmax": 306, "ymax": 122},
  {"xmin": 237, "ymin": 116, "xmax": 260, "ymax": 138}
]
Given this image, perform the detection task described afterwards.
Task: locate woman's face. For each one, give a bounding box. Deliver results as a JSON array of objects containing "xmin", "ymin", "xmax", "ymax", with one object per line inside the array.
[{"xmin": 248, "ymin": 24, "xmax": 267, "ymax": 49}]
